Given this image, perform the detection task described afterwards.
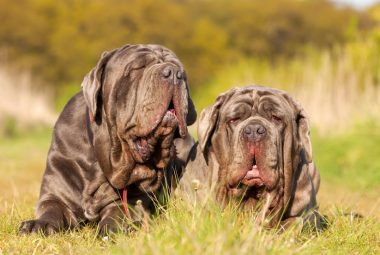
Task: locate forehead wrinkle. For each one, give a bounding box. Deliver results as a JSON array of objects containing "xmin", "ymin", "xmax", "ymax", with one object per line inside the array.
[
  {"xmin": 145, "ymin": 47, "xmax": 182, "ymax": 68},
  {"xmin": 251, "ymin": 89, "xmax": 260, "ymax": 111},
  {"xmin": 117, "ymin": 45, "xmax": 161, "ymax": 61},
  {"xmin": 162, "ymin": 53, "xmax": 182, "ymax": 67},
  {"xmin": 114, "ymin": 45, "xmax": 179, "ymax": 66},
  {"xmin": 259, "ymin": 94, "xmax": 292, "ymax": 116},
  {"xmin": 224, "ymin": 93, "xmax": 252, "ymax": 109}
]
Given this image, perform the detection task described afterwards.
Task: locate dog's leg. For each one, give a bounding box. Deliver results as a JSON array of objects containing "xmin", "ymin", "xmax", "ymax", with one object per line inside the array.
[
  {"xmin": 19, "ymin": 199, "xmax": 77, "ymax": 235},
  {"xmin": 98, "ymin": 201, "xmax": 126, "ymax": 236},
  {"xmin": 98, "ymin": 197, "xmax": 152, "ymax": 236}
]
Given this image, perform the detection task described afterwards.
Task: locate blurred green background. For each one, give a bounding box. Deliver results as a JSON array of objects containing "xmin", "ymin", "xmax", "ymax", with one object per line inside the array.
[
  {"xmin": 1, "ymin": 0, "xmax": 380, "ymax": 131},
  {"xmin": 0, "ymin": 0, "xmax": 379, "ymax": 253}
]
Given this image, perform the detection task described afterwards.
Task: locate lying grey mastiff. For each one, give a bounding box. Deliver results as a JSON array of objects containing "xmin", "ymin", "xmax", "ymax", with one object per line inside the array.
[
  {"xmin": 19, "ymin": 44, "xmax": 196, "ymax": 235},
  {"xmin": 177, "ymin": 86, "xmax": 321, "ymax": 229}
]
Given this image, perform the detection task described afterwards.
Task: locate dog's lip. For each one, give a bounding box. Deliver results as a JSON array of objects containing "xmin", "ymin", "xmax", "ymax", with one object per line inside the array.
[
  {"xmin": 228, "ymin": 160, "xmax": 262, "ymax": 188},
  {"xmin": 244, "ymin": 165, "xmax": 260, "ymax": 180},
  {"xmin": 134, "ymin": 136, "xmax": 154, "ymax": 161},
  {"xmin": 229, "ymin": 154, "xmax": 265, "ymax": 188},
  {"xmin": 228, "ymin": 172, "xmax": 265, "ymax": 198},
  {"xmin": 131, "ymin": 109, "xmax": 178, "ymax": 162},
  {"xmin": 140, "ymin": 98, "xmax": 179, "ymax": 137},
  {"xmin": 241, "ymin": 158, "xmax": 265, "ymax": 186},
  {"xmin": 131, "ymin": 104, "xmax": 178, "ymax": 139}
]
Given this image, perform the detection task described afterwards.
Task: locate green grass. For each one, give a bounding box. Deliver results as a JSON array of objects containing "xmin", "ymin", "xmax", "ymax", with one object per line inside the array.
[
  {"xmin": 313, "ymin": 121, "xmax": 380, "ymax": 191},
  {"xmin": 0, "ymin": 126, "xmax": 379, "ymax": 254}
]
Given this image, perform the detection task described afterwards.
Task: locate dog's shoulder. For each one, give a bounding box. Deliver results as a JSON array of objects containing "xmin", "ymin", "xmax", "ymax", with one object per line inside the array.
[
  {"xmin": 50, "ymin": 91, "xmax": 92, "ymax": 153},
  {"xmin": 55, "ymin": 92, "xmax": 87, "ymax": 125}
]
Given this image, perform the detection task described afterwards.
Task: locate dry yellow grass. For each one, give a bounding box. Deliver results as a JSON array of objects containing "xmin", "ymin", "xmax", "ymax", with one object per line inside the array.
[
  {"xmin": 293, "ymin": 52, "xmax": 380, "ymax": 134},
  {"xmin": 194, "ymin": 43, "xmax": 380, "ymax": 135},
  {"xmin": 0, "ymin": 64, "xmax": 56, "ymax": 130}
]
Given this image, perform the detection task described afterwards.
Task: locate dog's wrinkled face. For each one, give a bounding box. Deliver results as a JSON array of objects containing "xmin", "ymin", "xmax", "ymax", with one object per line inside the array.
[
  {"xmin": 104, "ymin": 46, "xmax": 189, "ymax": 166},
  {"xmin": 198, "ymin": 86, "xmax": 312, "ymax": 211},
  {"xmin": 216, "ymin": 90, "xmax": 287, "ymax": 196},
  {"xmin": 82, "ymin": 44, "xmax": 196, "ymax": 190}
]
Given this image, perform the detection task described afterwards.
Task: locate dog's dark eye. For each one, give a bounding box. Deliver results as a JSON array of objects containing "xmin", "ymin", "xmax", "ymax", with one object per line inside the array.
[
  {"xmin": 271, "ymin": 115, "xmax": 282, "ymax": 123},
  {"xmin": 228, "ymin": 118, "xmax": 240, "ymax": 124}
]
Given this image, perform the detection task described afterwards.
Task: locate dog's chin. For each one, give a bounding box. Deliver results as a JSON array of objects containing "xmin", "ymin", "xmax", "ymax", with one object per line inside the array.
[
  {"xmin": 130, "ymin": 109, "xmax": 179, "ymax": 165},
  {"xmin": 228, "ymin": 155, "xmax": 270, "ymax": 199},
  {"xmin": 228, "ymin": 181, "xmax": 266, "ymax": 199},
  {"xmin": 241, "ymin": 164, "xmax": 265, "ymax": 186}
]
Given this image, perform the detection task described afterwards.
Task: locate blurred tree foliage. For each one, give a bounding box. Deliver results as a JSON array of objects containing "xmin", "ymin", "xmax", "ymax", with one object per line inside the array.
[{"xmin": 0, "ymin": 0, "xmax": 374, "ymax": 89}]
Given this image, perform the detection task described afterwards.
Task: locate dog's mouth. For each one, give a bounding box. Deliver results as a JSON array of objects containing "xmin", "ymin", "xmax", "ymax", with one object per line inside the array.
[
  {"xmin": 131, "ymin": 101, "xmax": 179, "ymax": 166},
  {"xmin": 241, "ymin": 156, "xmax": 265, "ymax": 187},
  {"xmin": 228, "ymin": 154, "xmax": 266, "ymax": 199}
]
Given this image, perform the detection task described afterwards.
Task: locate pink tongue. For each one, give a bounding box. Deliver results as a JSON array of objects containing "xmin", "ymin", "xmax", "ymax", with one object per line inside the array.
[
  {"xmin": 162, "ymin": 110, "xmax": 178, "ymax": 127},
  {"xmin": 165, "ymin": 109, "xmax": 176, "ymax": 118},
  {"xmin": 245, "ymin": 165, "xmax": 260, "ymax": 180},
  {"xmin": 140, "ymin": 138, "xmax": 148, "ymax": 147}
]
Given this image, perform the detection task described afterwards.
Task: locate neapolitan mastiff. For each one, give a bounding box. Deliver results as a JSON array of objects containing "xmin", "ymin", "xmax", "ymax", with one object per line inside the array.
[
  {"xmin": 178, "ymin": 86, "xmax": 321, "ymax": 229},
  {"xmin": 19, "ymin": 44, "xmax": 196, "ymax": 235}
]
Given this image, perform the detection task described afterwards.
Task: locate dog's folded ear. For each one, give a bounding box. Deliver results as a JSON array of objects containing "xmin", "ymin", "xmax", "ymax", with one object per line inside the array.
[
  {"xmin": 186, "ymin": 95, "xmax": 197, "ymax": 126},
  {"xmin": 198, "ymin": 90, "xmax": 232, "ymax": 154},
  {"xmin": 81, "ymin": 50, "xmax": 117, "ymax": 121},
  {"xmin": 296, "ymin": 105, "xmax": 312, "ymax": 163},
  {"xmin": 197, "ymin": 88, "xmax": 243, "ymax": 158},
  {"xmin": 283, "ymin": 95, "xmax": 319, "ymax": 220},
  {"xmin": 283, "ymin": 94, "xmax": 313, "ymax": 163}
]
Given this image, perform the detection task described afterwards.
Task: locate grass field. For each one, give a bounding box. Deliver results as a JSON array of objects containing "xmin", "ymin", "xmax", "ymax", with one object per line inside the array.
[{"xmin": 0, "ymin": 123, "xmax": 379, "ymax": 255}]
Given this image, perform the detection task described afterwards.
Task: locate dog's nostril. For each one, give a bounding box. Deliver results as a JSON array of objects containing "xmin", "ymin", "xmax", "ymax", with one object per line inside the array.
[
  {"xmin": 257, "ymin": 126, "xmax": 266, "ymax": 135},
  {"xmin": 176, "ymin": 71, "xmax": 183, "ymax": 80},
  {"xmin": 244, "ymin": 126, "xmax": 253, "ymax": 136},
  {"xmin": 162, "ymin": 67, "xmax": 172, "ymax": 78}
]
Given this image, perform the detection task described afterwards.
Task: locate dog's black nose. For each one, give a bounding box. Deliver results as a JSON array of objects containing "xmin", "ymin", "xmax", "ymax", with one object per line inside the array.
[
  {"xmin": 243, "ymin": 124, "xmax": 266, "ymax": 141},
  {"xmin": 161, "ymin": 66, "xmax": 183, "ymax": 85}
]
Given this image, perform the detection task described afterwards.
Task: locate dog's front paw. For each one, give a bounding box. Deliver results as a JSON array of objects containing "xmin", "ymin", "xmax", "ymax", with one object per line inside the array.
[
  {"xmin": 19, "ymin": 219, "xmax": 59, "ymax": 236},
  {"xmin": 98, "ymin": 219, "xmax": 143, "ymax": 238},
  {"xmin": 98, "ymin": 221, "xmax": 120, "ymax": 237}
]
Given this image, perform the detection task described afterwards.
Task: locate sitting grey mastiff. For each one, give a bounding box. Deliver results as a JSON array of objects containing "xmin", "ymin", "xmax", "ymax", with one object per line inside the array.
[
  {"xmin": 19, "ymin": 44, "xmax": 196, "ymax": 236},
  {"xmin": 177, "ymin": 86, "xmax": 321, "ymax": 229}
]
